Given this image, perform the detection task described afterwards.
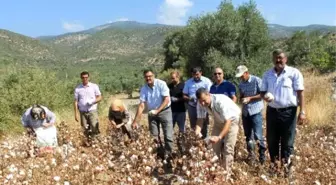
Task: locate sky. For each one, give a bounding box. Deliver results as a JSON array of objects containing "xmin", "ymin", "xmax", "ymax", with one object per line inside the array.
[{"xmin": 0, "ymin": 0, "xmax": 335, "ymax": 37}]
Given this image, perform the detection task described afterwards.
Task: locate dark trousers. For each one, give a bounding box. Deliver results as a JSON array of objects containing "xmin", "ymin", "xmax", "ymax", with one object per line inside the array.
[
  {"xmin": 172, "ymin": 112, "xmax": 186, "ymax": 133},
  {"xmin": 148, "ymin": 108, "xmax": 174, "ymax": 155},
  {"xmin": 187, "ymin": 105, "xmax": 209, "ymax": 138},
  {"xmin": 266, "ymin": 106, "xmax": 297, "ymax": 163},
  {"xmin": 242, "ymin": 112, "xmax": 266, "ymax": 161}
]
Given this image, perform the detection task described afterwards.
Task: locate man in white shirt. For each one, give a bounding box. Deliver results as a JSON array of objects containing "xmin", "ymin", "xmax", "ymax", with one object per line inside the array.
[
  {"xmin": 194, "ymin": 87, "xmax": 241, "ymax": 175},
  {"xmin": 74, "ymin": 71, "xmax": 102, "ymax": 145},
  {"xmin": 261, "ymin": 49, "xmax": 306, "ymax": 177}
]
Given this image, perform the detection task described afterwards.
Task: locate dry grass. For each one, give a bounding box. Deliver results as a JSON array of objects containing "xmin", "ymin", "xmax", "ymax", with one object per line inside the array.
[{"xmin": 302, "ymin": 70, "xmax": 336, "ymax": 127}]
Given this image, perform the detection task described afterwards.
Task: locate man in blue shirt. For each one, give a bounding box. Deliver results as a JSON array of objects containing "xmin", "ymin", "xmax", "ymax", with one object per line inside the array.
[
  {"xmin": 183, "ymin": 67, "xmax": 212, "ymax": 138},
  {"xmin": 236, "ymin": 65, "xmax": 266, "ymax": 165},
  {"xmin": 210, "ymin": 67, "xmax": 237, "ymax": 103},
  {"xmin": 132, "ymin": 69, "xmax": 174, "ymax": 158},
  {"xmin": 261, "ymin": 49, "xmax": 306, "ymax": 177}
]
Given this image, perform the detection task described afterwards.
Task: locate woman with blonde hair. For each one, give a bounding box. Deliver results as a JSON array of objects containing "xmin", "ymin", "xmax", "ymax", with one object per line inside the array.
[{"xmin": 108, "ymin": 99, "xmax": 133, "ymax": 139}]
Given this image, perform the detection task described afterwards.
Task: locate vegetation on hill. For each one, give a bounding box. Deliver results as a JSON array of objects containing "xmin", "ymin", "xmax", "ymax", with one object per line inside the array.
[{"xmin": 162, "ymin": 0, "xmax": 336, "ymax": 80}]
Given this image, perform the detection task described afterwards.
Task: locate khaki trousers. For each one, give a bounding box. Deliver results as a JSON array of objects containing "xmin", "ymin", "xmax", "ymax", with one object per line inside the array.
[
  {"xmin": 211, "ymin": 117, "xmax": 239, "ymax": 171},
  {"xmin": 80, "ymin": 110, "xmax": 100, "ymax": 138}
]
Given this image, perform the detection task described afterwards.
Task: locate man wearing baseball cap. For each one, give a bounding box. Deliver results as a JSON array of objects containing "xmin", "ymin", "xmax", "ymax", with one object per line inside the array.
[{"xmin": 236, "ymin": 65, "xmax": 266, "ymax": 165}]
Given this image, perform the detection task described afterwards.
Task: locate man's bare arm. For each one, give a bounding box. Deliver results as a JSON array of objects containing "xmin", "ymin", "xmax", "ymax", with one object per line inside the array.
[
  {"xmin": 195, "ymin": 118, "xmax": 204, "ymax": 134},
  {"xmin": 156, "ymin": 96, "xmax": 169, "ymax": 112},
  {"xmin": 218, "ymin": 119, "xmax": 232, "ymax": 139},
  {"xmin": 133, "ymin": 102, "xmax": 145, "ymax": 125},
  {"xmin": 231, "ymin": 95, "xmax": 237, "ymax": 103},
  {"xmin": 94, "ymin": 95, "xmax": 102, "ymax": 104},
  {"xmin": 183, "ymin": 94, "xmax": 191, "ymax": 101},
  {"xmin": 297, "ymin": 90, "xmax": 304, "ymax": 112}
]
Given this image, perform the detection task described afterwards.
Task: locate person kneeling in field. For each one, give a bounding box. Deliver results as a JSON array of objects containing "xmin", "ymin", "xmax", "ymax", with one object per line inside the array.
[
  {"xmin": 194, "ymin": 88, "xmax": 241, "ymax": 178},
  {"xmin": 108, "ymin": 99, "xmax": 133, "ymax": 140},
  {"xmin": 21, "ymin": 104, "xmax": 58, "ymax": 154}
]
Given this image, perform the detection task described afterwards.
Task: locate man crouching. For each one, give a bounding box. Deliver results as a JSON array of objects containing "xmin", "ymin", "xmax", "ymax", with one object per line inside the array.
[{"xmin": 194, "ymin": 88, "xmax": 241, "ymax": 178}]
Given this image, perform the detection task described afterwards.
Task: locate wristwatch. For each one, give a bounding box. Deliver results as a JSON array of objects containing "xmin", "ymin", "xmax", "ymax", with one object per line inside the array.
[{"xmin": 299, "ymin": 111, "xmax": 305, "ymax": 115}]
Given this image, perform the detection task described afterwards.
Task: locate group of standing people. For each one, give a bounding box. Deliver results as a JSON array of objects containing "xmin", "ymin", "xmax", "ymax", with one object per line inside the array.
[{"xmin": 21, "ymin": 49, "xmax": 305, "ymax": 178}]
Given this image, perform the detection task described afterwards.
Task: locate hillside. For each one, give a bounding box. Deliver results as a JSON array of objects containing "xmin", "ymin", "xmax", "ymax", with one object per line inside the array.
[
  {"xmin": 268, "ymin": 24, "xmax": 336, "ymax": 38},
  {"xmin": 0, "ymin": 29, "xmax": 59, "ymax": 66},
  {"xmin": 39, "ymin": 21, "xmax": 181, "ymax": 63},
  {"xmin": 0, "ymin": 21, "xmax": 335, "ymax": 65}
]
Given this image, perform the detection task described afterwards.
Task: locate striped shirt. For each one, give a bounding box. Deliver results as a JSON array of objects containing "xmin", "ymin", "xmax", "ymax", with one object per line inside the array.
[
  {"xmin": 261, "ymin": 65, "xmax": 304, "ymax": 108},
  {"xmin": 197, "ymin": 94, "xmax": 241, "ymax": 123},
  {"xmin": 239, "ymin": 75, "xmax": 264, "ymax": 116},
  {"xmin": 183, "ymin": 76, "xmax": 212, "ymax": 107}
]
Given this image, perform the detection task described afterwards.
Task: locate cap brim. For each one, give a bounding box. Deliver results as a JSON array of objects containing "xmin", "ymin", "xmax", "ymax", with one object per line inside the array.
[{"xmin": 235, "ymin": 73, "xmax": 243, "ymax": 77}]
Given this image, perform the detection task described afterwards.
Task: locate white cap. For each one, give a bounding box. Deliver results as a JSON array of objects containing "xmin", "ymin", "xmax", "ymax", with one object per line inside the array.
[{"xmin": 235, "ymin": 65, "xmax": 248, "ymax": 77}]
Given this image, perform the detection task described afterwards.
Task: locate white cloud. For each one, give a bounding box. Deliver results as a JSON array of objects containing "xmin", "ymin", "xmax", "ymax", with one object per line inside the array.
[
  {"xmin": 107, "ymin": 18, "xmax": 130, "ymax": 23},
  {"xmin": 157, "ymin": 0, "xmax": 193, "ymax": 25},
  {"xmin": 62, "ymin": 21, "xmax": 85, "ymax": 32}
]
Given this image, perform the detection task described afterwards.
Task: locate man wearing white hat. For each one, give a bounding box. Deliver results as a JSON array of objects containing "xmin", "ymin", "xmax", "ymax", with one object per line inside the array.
[
  {"xmin": 260, "ymin": 49, "xmax": 306, "ymax": 177},
  {"xmin": 235, "ymin": 65, "xmax": 266, "ymax": 165}
]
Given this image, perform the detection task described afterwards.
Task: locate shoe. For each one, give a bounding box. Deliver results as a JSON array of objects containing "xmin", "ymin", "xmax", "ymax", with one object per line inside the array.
[
  {"xmin": 259, "ymin": 158, "xmax": 266, "ymax": 165},
  {"xmin": 268, "ymin": 163, "xmax": 280, "ymax": 178},
  {"xmin": 283, "ymin": 159, "xmax": 293, "ymax": 178},
  {"xmin": 246, "ymin": 153, "xmax": 256, "ymax": 165}
]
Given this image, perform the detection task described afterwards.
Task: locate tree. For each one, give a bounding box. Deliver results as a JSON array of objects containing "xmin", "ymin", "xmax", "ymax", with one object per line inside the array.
[{"xmin": 162, "ymin": 0, "xmax": 271, "ymax": 78}]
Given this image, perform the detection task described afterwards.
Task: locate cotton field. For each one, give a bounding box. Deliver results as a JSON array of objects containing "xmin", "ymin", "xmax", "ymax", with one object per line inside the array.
[{"xmin": 0, "ymin": 120, "xmax": 335, "ymax": 185}]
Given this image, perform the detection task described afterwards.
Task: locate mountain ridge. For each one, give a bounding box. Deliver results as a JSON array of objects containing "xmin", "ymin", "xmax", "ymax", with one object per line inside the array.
[{"xmin": 0, "ymin": 21, "xmax": 335, "ymax": 66}]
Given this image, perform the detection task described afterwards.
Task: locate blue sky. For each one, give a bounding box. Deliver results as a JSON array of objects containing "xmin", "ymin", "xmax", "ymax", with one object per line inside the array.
[{"xmin": 0, "ymin": 0, "xmax": 335, "ymax": 37}]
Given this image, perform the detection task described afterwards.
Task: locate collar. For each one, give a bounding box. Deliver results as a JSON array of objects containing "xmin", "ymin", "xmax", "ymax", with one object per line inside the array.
[
  {"xmin": 215, "ymin": 79, "xmax": 226, "ymax": 86},
  {"xmin": 193, "ymin": 76, "xmax": 204, "ymax": 82},
  {"xmin": 146, "ymin": 79, "xmax": 157, "ymax": 88},
  {"xmin": 209, "ymin": 94, "xmax": 215, "ymax": 110},
  {"xmin": 81, "ymin": 82, "xmax": 92, "ymax": 87},
  {"xmin": 247, "ymin": 75, "xmax": 252, "ymax": 83},
  {"xmin": 272, "ymin": 65, "xmax": 288, "ymax": 74}
]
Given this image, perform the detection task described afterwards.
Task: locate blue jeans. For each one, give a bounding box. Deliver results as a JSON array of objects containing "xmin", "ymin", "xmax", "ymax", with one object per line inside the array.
[
  {"xmin": 172, "ymin": 112, "xmax": 186, "ymax": 132},
  {"xmin": 242, "ymin": 112, "xmax": 266, "ymax": 161},
  {"xmin": 266, "ymin": 106, "xmax": 297, "ymax": 163},
  {"xmin": 187, "ymin": 105, "xmax": 209, "ymax": 138}
]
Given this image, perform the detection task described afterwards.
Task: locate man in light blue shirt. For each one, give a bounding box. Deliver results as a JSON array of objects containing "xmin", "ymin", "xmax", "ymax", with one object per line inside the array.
[
  {"xmin": 183, "ymin": 67, "xmax": 212, "ymax": 138},
  {"xmin": 261, "ymin": 49, "xmax": 306, "ymax": 177},
  {"xmin": 132, "ymin": 69, "xmax": 173, "ymax": 159}
]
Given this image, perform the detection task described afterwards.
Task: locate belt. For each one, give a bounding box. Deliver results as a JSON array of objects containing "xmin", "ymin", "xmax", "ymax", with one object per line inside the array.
[
  {"xmin": 268, "ymin": 106, "xmax": 296, "ymax": 112},
  {"xmin": 80, "ymin": 110, "xmax": 96, "ymax": 113},
  {"xmin": 161, "ymin": 106, "xmax": 171, "ymax": 112}
]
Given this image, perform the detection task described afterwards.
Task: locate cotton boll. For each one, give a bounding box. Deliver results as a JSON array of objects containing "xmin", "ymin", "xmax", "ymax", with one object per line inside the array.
[
  {"xmin": 54, "ymin": 176, "xmax": 61, "ymax": 181},
  {"xmin": 127, "ymin": 177, "xmax": 132, "ymax": 182},
  {"xmin": 211, "ymin": 156, "xmax": 219, "ymax": 163}
]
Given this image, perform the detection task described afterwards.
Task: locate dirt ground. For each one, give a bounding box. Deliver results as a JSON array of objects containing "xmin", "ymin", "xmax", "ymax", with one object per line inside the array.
[{"xmin": 0, "ymin": 93, "xmax": 335, "ymax": 185}]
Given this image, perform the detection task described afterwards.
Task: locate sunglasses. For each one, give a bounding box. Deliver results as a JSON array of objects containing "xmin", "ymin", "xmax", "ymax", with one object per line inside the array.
[
  {"xmin": 81, "ymin": 76, "xmax": 89, "ymax": 79},
  {"xmin": 213, "ymin": 73, "xmax": 222, "ymax": 75}
]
